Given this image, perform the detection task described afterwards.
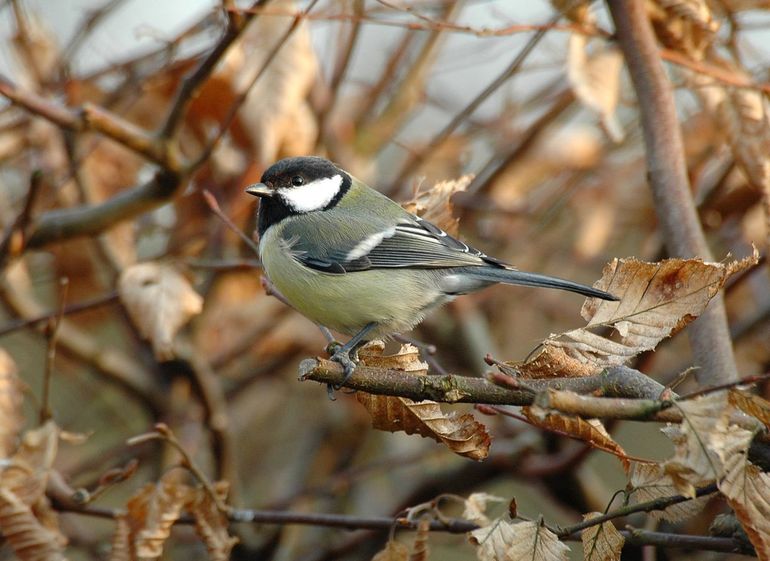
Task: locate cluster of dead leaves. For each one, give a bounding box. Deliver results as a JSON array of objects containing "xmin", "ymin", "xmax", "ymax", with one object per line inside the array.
[
  {"xmin": 111, "ymin": 477, "xmax": 236, "ymax": 561},
  {"xmin": 374, "ymin": 383, "xmax": 770, "ymax": 561}
]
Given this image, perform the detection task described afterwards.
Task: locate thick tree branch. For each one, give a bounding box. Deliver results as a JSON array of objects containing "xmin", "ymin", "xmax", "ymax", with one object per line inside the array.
[
  {"xmin": 24, "ymin": 169, "xmax": 181, "ymax": 249},
  {"xmin": 0, "ymin": 75, "xmax": 171, "ymax": 167},
  {"xmin": 607, "ymin": 0, "xmax": 738, "ymax": 385}
]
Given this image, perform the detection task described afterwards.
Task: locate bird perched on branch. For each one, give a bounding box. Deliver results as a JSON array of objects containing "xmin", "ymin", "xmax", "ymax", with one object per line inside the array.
[{"xmin": 247, "ymin": 156, "xmax": 617, "ymax": 384}]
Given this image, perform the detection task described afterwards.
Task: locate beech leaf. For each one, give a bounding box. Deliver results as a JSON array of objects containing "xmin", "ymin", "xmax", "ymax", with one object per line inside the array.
[
  {"xmin": 118, "ymin": 262, "xmax": 203, "ymax": 360},
  {"xmin": 513, "ymin": 254, "xmax": 757, "ymax": 378},
  {"xmin": 402, "ymin": 175, "xmax": 474, "ymax": 236},
  {"xmin": 0, "ymin": 487, "xmax": 67, "ymax": 561},
  {"xmin": 189, "ymin": 483, "xmax": 238, "ymax": 561},
  {"xmin": 523, "ymin": 406, "xmax": 631, "ymax": 471},
  {"xmin": 371, "ymin": 539, "xmax": 409, "ymax": 561},
  {"xmin": 567, "ymin": 34, "xmax": 624, "ymax": 142},
  {"xmin": 357, "ymin": 393, "xmax": 490, "ymax": 461},
  {"xmin": 729, "ymin": 389, "xmax": 770, "ymax": 429},
  {"xmin": 716, "ymin": 426, "xmax": 770, "ymax": 560},
  {"xmin": 663, "ymin": 392, "xmax": 731, "ymax": 496},
  {"xmin": 628, "ymin": 463, "xmax": 712, "ymax": 522},
  {"xmin": 0, "ymin": 347, "xmax": 24, "ymax": 458},
  {"xmin": 581, "ymin": 512, "xmax": 624, "ymax": 561},
  {"xmin": 470, "ymin": 519, "xmax": 569, "ymax": 561}
]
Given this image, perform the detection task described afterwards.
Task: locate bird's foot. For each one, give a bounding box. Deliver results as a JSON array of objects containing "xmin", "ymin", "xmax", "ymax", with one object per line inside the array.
[{"xmin": 330, "ymin": 348, "xmax": 358, "ymax": 386}]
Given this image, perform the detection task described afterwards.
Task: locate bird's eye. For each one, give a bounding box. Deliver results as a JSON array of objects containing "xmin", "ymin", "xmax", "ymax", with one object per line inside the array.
[{"xmin": 291, "ymin": 176, "xmax": 304, "ymax": 186}]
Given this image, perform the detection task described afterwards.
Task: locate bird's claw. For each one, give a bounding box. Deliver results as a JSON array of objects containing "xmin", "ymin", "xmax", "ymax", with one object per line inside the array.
[{"xmin": 330, "ymin": 349, "xmax": 358, "ymax": 387}]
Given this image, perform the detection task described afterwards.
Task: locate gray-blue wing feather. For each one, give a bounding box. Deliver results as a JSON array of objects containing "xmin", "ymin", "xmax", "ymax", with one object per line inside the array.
[{"xmin": 278, "ymin": 212, "xmax": 505, "ymax": 274}]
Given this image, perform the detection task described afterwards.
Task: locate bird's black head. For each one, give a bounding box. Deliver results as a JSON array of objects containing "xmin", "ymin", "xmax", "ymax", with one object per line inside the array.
[{"xmin": 246, "ymin": 156, "xmax": 351, "ymax": 235}]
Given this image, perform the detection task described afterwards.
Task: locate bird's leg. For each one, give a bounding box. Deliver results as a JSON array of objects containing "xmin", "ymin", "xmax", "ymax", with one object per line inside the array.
[{"xmin": 329, "ymin": 322, "xmax": 378, "ymax": 386}]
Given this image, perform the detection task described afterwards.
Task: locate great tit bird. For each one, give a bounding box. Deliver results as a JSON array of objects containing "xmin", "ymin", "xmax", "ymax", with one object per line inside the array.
[{"xmin": 247, "ymin": 156, "xmax": 617, "ymax": 383}]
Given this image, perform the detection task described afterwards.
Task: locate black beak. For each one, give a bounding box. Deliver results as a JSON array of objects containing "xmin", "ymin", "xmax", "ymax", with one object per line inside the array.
[{"xmin": 245, "ymin": 183, "xmax": 273, "ymax": 198}]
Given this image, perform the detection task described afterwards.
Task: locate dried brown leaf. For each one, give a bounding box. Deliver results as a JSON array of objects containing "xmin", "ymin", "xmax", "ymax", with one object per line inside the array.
[
  {"xmin": 0, "ymin": 487, "xmax": 67, "ymax": 561},
  {"xmin": 135, "ymin": 480, "xmax": 191, "ymax": 560},
  {"xmin": 359, "ymin": 342, "xmax": 428, "ymax": 373},
  {"xmin": 0, "ymin": 347, "xmax": 24, "ymax": 457},
  {"xmin": 402, "ymin": 175, "xmax": 474, "ymax": 236},
  {"xmin": 372, "ymin": 539, "xmax": 409, "ymax": 561},
  {"xmin": 729, "ymin": 389, "xmax": 770, "ymax": 428},
  {"xmin": 581, "ymin": 512, "xmax": 624, "ymax": 561},
  {"xmin": 567, "ymin": 34, "xmax": 624, "ymax": 141},
  {"xmin": 1, "ymin": 421, "xmax": 59, "ymax": 506},
  {"xmin": 118, "ymin": 262, "xmax": 203, "ymax": 360},
  {"xmin": 513, "ymin": 256, "xmax": 757, "ymax": 378},
  {"xmin": 410, "ymin": 517, "xmax": 430, "ymax": 561},
  {"xmin": 649, "ymin": 0, "xmax": 718, "ymax": 59},
  {"xmin": 628, "ymin": 462, "xmax": 711, "ymax": 522},
  {"xmin": 108, "ymin": 513, "xmax": 132, "ymax": 561},
  {"xmin": 664, "ymin": 392, "xmax": 732, "ymax": 496},
  {"xmin": 522, "ymin": 406, "xmax": 630, "ymax": 471},
  {"xmin": 189, "ymin": 483, "xmax": 238, "ymax": 561},
  {"xmin": 220, "ymin": 5, "xmax": 318, "ymax": 161},
  {"xmin": 470, "ymin": 519, "xmax": 569, "ymax": 561},
  {"xmin": 122, "ymin": 479, "xmax": 193, "ymax": 561},
  {"xmin": 357, "ymin": 392, "xmax": 490, "ymax": 461},
  {"xmin": 716, "ymin": 426, "xmax": 770, "ymax": 560},
  {"xmin": 463, "ymin": 492, "xmax": 506, "ymax": 526}
]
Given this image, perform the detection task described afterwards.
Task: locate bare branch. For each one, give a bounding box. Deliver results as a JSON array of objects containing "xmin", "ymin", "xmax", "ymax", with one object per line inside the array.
[{"xmin": 607, "ymin": 0, "xmax": 738, "ymax": 385}]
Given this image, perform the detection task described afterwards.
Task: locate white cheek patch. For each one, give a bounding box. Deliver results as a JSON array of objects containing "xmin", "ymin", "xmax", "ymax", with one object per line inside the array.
[{"xmin": 278, "ymin": 174, "xmax": 343, "ymax": 213}]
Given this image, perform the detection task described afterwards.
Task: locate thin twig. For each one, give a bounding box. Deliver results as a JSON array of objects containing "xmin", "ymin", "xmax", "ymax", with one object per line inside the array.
[
  {"xmin": 557, "ymin": 483, "xmax": 718, "ymax": 537},
  {"xmin": 0, "ymin": 170, "xmax": 44, "ymax": 268},
  {"xmin": 0, "ymin": 292, "xmax": 118, "ymax": 338},
  {"xmin": 159, "ymin": 0, "xmax": 262, "ymax": 139},
  {"xmin": 127, "ymin": 423, "xmax": 229, "ymax": 512},
  {"xmin": 186, "ymin": 0, "xmax": 322, "ymax": 171},
  {"xmin": 389, "ymin": 13, "xmax": 558, "ymax": 191},
  {"xmin": 41, "ymin": 278, "xmax": 68, "ymax": 423},
  {"xmin": 242, "ymin": 5, "xmax": 602, "ymax": 39},
  {"xmin": 53, "ymin": 498, "xmax": 744, "ymax": 552},
  {"xmin": 202, "ymin": 190, "xmax": 260, "ymax": 255}
]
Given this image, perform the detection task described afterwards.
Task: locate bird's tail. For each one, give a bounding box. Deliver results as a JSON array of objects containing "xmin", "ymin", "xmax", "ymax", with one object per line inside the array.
[{"xmin": 461, "ymin": 267, "xmax": 618, "ymax": 301}]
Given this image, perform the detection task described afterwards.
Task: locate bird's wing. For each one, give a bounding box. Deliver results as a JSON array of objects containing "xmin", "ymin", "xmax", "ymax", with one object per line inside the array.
[{"xmin": 279, "ymin": 213, "xmax": 505, "ymax": 274}]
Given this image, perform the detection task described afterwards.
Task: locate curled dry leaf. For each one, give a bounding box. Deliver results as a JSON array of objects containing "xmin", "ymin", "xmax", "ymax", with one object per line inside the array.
[
  {"xmin": 0, "ymin": 347, "xmax": 24, "ymax": 457},
  {"xmin": 463, "ymin": 492, "xmax": 506, "ymax": 526},
  {"xmin": 0, "ymin": 487, "xmax": 67, "ymax": 561},
  {"xmin": 581, "ymin": 512, "xmax": 624, "ymax": 561},
  {"xmin": 359, "ymin": 342, "xmax": 427, "ymax": 373},
  {"xmin": 522, "ymin": 406, "xmax": 631, "ymax": 472},
  {"xmin": 118, "ymin": 262, "xmax": 203, "ymax": 360},
  {"xmin": 628, "ymin": 462, "xmax": 712, "ymax": 522},
  {"xmin": 513, "ymin": 255, "xmax": 758, "ymax": 378},
  {"xmin": 372, "ymin": 539, "xmax": 409, "ymax": 561},
  {"xmin": 567, "ymin": 34, "xmax": 624, "ymax": 142},
  {"xmin": 124, "ymin": 479, "xmax": 193, "ymax": 560},
  {"xmin": 411, "ymin": 517, "xmax": 431, "ymax": 561},
  {"xmin": 109, "ymin": 513, "xmax": 131, "ymax": 561},
  {"xmin": 716, "ymin": 426, "xmax": 770, "ymax": 560},
  {"xmin": 402, "ymin": 175, "xmax": 474, "ymax": 236},
  {"xmin": 357, "ymin": 344, "xmax": 489, "ymax": 460},
  {"xmin": 357, "ymin": 393, "xmax": 490, "ymax": 461},
  {"xmin": 470, "ymin": 519, "xmax": 569, "ymax": 561},
  {"xmin": 1, "ymin": 421, "xmax": 59, "ymax": 506},
  {"xmin": 729, "ymin": 389, "xmax": 770, "ymax": 428},
  {"xmin": 189, "ymin": 483, "xmax": 238, "ymax": 561}
]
